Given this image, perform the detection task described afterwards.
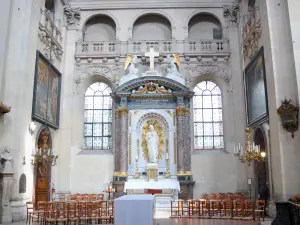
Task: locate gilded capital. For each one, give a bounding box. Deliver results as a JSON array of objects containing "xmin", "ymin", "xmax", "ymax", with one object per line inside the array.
[
  {"xmin": 115, "ymin": 107, "xmax": 129, "ymax": 117},
  {"xmin": 175, "ymin": 106, "xmax": 186, "ymax": 116}
]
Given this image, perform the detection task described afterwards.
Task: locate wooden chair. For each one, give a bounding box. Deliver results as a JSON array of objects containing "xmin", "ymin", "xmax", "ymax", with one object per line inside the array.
[
  {"xmin": 67, "ymin": 201, "xmax": 79, "ymax": 225},
  {"xmin": 232, "ymin": 200, "xmax": 244, "ymax": 220},
  {"xmin": 43, "ymin": 202, "xmax": 57, "ymax": 225},
  {"xmin": 25, "ymin": 201, "xmax": 35, "ymax": 224},
  {"xmin": 199, "ymin": 199, "xmax": 210, "ymax": 218},
  {"xmin": 221, "ymin": 199, "xmax": 232, "ymax": 219},
  {"xmin": 255, "ymin": 200, "xmax": 266, "ymax": 221},
  {"xmin": 170, "ymin": 200, "xmax": 183, "ymax": 218},
  {"xmin": 242, "ymin": 200, "xmax": 255, "ymax": 221}
]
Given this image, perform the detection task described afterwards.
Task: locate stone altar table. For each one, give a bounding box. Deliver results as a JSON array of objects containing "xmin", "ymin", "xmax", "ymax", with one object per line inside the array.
[{"xmin": 115, "ymin": 195, "xmax": 155, "ymax": 225}]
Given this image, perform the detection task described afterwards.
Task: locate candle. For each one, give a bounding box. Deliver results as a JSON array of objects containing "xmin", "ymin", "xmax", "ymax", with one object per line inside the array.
[
  {"xmin": 136, "ymin": 155, "xmax": 139, "ymax": 160},
  {"xmin": 234, "ymin": 145, "xmax": 236, "ymax": 154},
  {"xmin": 166, "ymin": 153, "xmax": 169, "ymax": 159},
  {"xmin": 258, "ymin": 145, "xmax": 260, "ymax": 152}
]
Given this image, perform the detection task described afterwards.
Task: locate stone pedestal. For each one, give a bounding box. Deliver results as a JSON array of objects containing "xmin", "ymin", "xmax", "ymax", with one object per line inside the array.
[
  {"xmin": 146, "ymin": 163, "xmax": 158, "ymax": 181},
  {"xmin": 0, "ymin": 171, "xmax": 14, "ymax": 224}
]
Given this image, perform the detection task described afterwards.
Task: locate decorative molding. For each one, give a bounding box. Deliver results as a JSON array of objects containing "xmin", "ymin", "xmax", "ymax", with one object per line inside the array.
[
  {"xmin": 74, "ymin": 62, "xmax": 120, "ymax": 85},
  {"xmin": 115, "ymin": 107, "xmax": 129, "ymax": 117},
  {"xmin": 184, "ymin": 61, "xmax": 231, "ymax": 87},
  {"xmin": 64, "ymin": 6, "xmax": 81, "ymax": 29},
  {"xmin": 38, "ymin": 10, "xmax": 63, "ymax": 62},
  {"xmin": 223, "ymin": 3, "xmax": 239, "ymax": 24},
  {"xmin": 71, "ymin": 1, "xmax": 234, "ymax": 10},
  {"xmin": 136, "ymin": 113, "xmax": 169, "ymax": 130},
  {"xmin": 242, "ymin": 7, "xmax": 261, "ymax": 65}
]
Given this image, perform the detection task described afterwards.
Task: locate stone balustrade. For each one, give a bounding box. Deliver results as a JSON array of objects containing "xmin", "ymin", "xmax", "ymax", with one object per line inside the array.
[
  {"xmin": 75, "ymin": 39, "xmax": 230, "ymax": 57},
  {"xmin": 40, "ymin": 9, "xmax": 63, "ymax": 47},
  {"xmin": 184, "ymin": 39, "xmax": 230, "ymax": 55}
]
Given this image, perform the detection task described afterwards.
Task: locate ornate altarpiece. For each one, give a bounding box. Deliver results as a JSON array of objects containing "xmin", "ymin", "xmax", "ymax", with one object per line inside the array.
[{"xmin": 112, "ymin": 76, "xmax": 195, "ymax": 199}]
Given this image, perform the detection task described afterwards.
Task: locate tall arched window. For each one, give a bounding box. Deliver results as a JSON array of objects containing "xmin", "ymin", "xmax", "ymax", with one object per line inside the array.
[
  {"xmin": 193, "ymin": 81, "xmax": 224, "ymax": 150},
  {"xmin": 84, "ymin": 82, "xmax": 112, "ymax": 150}
]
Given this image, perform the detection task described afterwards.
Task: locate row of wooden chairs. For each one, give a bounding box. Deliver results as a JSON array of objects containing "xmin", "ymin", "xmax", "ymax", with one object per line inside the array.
[
  {"xmin": 69, "ymin": 194, "xmax": 104, "ymax": 201},
  {"xmin": 170, "ymin": 199, "xmax": 266, "ymax": 221},
  {"xmin": 202, "ymin": 192, "xmax": 248, "ymax": 200},
  {"xmin": 26, "ymin": 200, "xmax": 114, "ymax": 225}
]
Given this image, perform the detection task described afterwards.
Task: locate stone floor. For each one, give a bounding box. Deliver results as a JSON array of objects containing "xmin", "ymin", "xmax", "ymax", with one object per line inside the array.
[{"xmin": 3, "ymin": 217, "xmax": 274, "ymax": 225}]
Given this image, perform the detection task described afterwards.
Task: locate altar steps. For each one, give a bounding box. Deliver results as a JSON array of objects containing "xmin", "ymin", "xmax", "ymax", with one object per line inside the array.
[{"xmin": 155, "ymin": 196, "xmax": 173, "ymax": 211}]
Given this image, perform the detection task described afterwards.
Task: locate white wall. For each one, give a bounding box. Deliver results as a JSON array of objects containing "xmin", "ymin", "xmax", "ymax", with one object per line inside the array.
[
  {"xmin": 188, "ymin": 14, "xmax": 221, "ymax": 40},
  {"xmin": 132, "ymin": 14, "xmax": 172, "ymax": 40},
  {"xmin": 83, "ymin": 15, "xmax": 117, "ymax": 41}
]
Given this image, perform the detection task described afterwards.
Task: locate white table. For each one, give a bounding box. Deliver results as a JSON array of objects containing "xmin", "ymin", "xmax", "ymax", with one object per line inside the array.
[{"xmin": 115, "ymin": 195, "xmax": 155, "ymax": 225}]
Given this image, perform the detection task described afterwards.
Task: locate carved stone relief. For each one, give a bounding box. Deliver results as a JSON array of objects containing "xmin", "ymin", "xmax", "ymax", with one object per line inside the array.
[
  {"xmin": 184, "ymin": 61, "xmax": 231, "ymax": 87},
  {"xmin": 242, "ymin": 7, "xmax": 261, "ymax": 65},
  {"xmin": 74, "ymin": 62, "xmax": 120, "ymax": 91},
  {"xmin": 223, "ymin": 3, "xmax": 239, "ymax": 24},
  {"xmin": 64, "ymin": 6, "xmax": 81, "ymax": 29}
]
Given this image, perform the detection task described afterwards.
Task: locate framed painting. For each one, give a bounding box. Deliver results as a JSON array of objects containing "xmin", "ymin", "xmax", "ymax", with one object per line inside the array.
[
  {"xmin": 32, "ymin": 51, "xmax": 62, "ymax": 129},
  {"xmin": 244, "ymin": 47, "xmax": 269, "ymax": 125}
]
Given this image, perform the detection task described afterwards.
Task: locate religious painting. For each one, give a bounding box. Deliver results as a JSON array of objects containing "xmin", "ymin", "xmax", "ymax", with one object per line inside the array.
[
  {"xmin": 32, "ymin": 51, "xmax": 61, "ymax": 129},
  {"xmin": 244, "ymin": 47, "xmax": 268, "ymax": 125}
]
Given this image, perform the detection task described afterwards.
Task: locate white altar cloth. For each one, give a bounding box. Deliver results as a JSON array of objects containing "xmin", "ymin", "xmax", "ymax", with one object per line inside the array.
[
  {"xmin": 124, "ymin": 179, "xmax": 180, "ymax": 192},
  {"xmin": 115, "ymin": 195, "xmax": 155, "ymax": 225}
]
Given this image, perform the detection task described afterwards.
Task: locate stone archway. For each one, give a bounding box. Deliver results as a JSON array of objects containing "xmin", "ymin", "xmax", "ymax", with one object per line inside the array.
[
  {"xmin": 34, "ymin": 127, "xmax": 52, "ymax": 206},
  {"xmin": 253, "ymin": 127, "xmax": 268, "ymax": 199}
]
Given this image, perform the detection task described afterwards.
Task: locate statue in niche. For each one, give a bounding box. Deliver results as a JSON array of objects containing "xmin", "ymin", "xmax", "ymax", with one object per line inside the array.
[
  {"xmin": 166, "ymin": 54, "xmax": 179, "ymax": 74},
  {"xmin": 146, "ymin": 125, "xmax": 159, "ymax": 163}
]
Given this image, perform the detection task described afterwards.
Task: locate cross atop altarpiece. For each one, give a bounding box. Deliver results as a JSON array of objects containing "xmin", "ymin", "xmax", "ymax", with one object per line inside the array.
[{"xmin": 145, "ymin": 48, "xmax": 159, "ymax": 70}]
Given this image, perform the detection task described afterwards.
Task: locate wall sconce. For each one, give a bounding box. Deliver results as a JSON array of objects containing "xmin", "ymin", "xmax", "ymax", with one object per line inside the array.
[
  {"xmin": 22, "ymin": 156, "xmax": 26, "ymax": 165},
  {"xmin": 277, "ymin": 99, "xmax": 299, "ymax": 138},
  {"xmin": 29, "ymin": 121, "xmax": 36, "ymax": 135}
]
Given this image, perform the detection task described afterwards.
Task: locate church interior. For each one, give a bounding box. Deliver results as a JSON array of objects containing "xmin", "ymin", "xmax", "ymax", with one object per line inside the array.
[{"xmin": 0, "ymin": 0, "xmax": 300, "ymax": 224}]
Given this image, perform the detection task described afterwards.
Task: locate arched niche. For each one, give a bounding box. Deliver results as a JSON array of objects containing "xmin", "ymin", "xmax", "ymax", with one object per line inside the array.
[
  {"xmin": 45, "ymin": 0, "xmax": 55, "ymax": 21},
  {"xmin": 132, "ymin": 14, "xmax": 172, "ymax": 41},
  {"xmin": 19, "ymin": 174, "xmax": 27, "ymax": 194},
  {"xmin": 83, "ymin": 15, "xmax": 117, "ymax": 42},
  {"xmin": 248, "ymin": 0, "xmax": 256, "ymax": 12},
  {"xmin": 253, "ymin": 127, "xmax": 268, "ymax": 199},
  {"xmin": 188, "ymin": 13, "xmax": 222, "ymax": 40}
]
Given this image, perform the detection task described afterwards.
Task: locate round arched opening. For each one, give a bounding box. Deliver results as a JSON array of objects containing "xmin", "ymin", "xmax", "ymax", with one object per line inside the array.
[
  {"xmin": 83, "ymin": 15, "xmax": 117, "ymax": 41},
  {"xmin": 253, "ymin": 128, "xmax": 268, "ymax": 200},
  {"xmin": 133, "ymin": 14, "xmax": 172, "ymax": 41},
  {"xmin": 188, "ymin": 13, "xmax": 222, "ymax": 40}
]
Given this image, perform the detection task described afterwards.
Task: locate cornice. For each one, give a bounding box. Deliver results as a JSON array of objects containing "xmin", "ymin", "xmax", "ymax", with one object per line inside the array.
[{"xmin": 70, "ymin": 0, "xmax": 234, "ymax": 10}]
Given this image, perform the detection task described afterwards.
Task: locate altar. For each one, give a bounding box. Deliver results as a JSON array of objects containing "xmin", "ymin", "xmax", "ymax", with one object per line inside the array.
[
  {"xmin": 112, "ymin": 48, "xmax": 195, "ymax": 202},
  {"xmin": 124, "ymin": 179, "xmax": 180, "ymax": 195}
]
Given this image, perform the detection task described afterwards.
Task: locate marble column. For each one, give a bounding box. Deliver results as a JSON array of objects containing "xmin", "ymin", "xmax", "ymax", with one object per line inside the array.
[
  {"xmin": 263, "ymin": 0, "xmax": 300, "ymax": 200},
  {"xmin": 184, "ymin": 108, "xmax": 191, "ymax": 172},
  {"xmin": 114, "ymin": 106, "xmax": 129, "ymax": 177},
  {"xmin": 175, "ymin": 106, "xmax": 185, "ymax": 174}
]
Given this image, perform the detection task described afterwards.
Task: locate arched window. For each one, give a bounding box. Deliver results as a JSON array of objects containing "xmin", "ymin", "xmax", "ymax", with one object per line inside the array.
[
  {"xmin": 19, "ymin": 174, "xmax": 27, "ymax": 194},
  {"xmin": 84, "ymin": 82, "xmax": 112, "ymax": 150},
  {"xmin": 193, "ymin": 81, "xmax": 224, "ymax": 150}
]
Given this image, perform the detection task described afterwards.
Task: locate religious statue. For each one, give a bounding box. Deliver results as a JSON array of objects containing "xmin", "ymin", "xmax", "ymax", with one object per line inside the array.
[
  {"xmin": 120, "ymin": 54, "xmax": 139, "ymax": 85},
  {"xmin": 125, "ymin": 55, "xmax": 138, "ymax": 75},
  {"xmin": 166, "ymin": 54, "xmax": 178, "ymax": 73},
  {"xmin": 146, "ymin": 125, "xmax": 159, "ymax": 163},
  {"xmin": 166, "ymin": 54, "xmax": 179, "ymax": 74}
]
